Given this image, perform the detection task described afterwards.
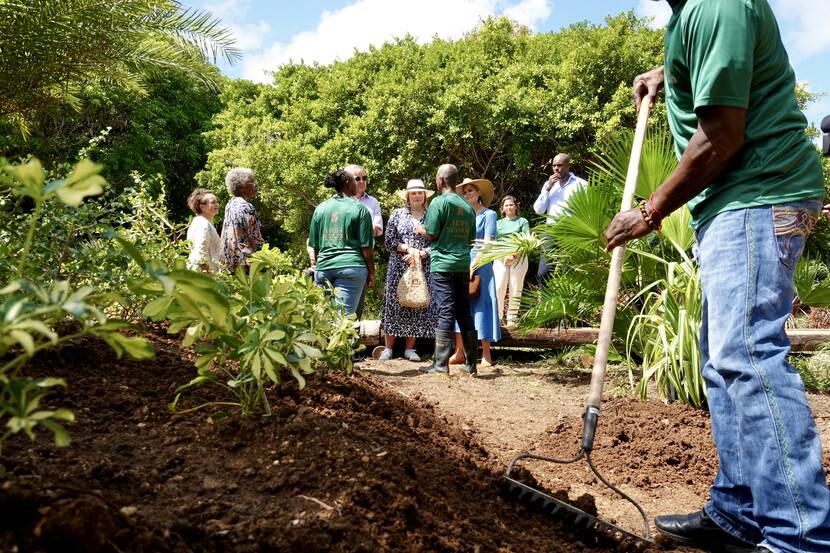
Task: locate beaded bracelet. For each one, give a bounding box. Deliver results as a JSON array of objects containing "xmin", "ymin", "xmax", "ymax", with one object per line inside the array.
[{"xmin": 638, "ymin": 200, "xmax": 662, "ymax": 232}]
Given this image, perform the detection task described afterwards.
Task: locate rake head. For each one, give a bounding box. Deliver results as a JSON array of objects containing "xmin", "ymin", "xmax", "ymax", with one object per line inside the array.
[{"xmin": 500, "ymin": 476, "xmax": 650, "ymax": 551}]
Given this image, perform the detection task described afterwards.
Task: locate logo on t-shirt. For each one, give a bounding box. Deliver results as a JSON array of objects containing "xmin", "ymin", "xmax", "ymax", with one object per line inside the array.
[
  {"xmin": 330, "ymin": 212, "xmax": 339, "ymax": 222},
  {"xmin": 456, "ymin": 206, "xmax": 464, "ymax": 216}
]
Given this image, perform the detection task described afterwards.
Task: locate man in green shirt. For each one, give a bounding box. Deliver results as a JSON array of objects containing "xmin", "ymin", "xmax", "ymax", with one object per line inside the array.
[
  {"xmin": 415, "ymin": 164, "xmax": 478, "ymax": 374},
  {"xmin": 606, "ymin": 2, "xmax": 829, "ymax": 552}
]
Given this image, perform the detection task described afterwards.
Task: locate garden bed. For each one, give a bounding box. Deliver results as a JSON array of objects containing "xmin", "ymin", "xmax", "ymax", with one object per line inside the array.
[{"xmin": 3, "ymin": 335, "xmax": 829, "ymax": 552}]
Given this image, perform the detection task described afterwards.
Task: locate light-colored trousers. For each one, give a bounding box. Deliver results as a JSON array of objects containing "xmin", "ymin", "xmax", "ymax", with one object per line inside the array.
[{"xmin": 493, "ymin": 255, "xmax": 528, "ymax": 324}]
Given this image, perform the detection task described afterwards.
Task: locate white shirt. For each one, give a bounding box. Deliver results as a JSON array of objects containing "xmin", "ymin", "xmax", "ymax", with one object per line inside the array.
[
  {"xmin": 187, "ymin": 215, "xmax": 222, "ymax": 271},
  {"xmin": 356, "ymin": 192, "xmax": 383, "ymax": 236},
  {"xmin": 532, "ymin": 173, "xmax": 587, "ymax": 223}
]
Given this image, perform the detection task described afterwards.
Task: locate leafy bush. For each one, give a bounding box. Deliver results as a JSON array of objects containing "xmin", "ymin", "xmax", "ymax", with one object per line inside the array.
[
  {"xmin": 0, "ymin": 158, "xmax": 155, "ymax": 451},
  {"xmin": 125, "ymin": 244, "xmax": 359, "ymax": 417}
]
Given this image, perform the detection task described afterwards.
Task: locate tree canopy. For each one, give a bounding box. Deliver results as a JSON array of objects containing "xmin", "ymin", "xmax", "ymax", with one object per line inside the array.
[
  {"xmin": 0, "ymin": 0, "xmax": 239, "ymax": 135},
  {"xmin": 198, "ymin": 14, "xmax": 664, "ymax": 250}
]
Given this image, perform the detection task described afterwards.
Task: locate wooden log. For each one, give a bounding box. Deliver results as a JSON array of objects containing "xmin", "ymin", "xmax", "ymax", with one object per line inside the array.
[{"xmin": 359, "ymin": 320, "xmax": 830, "ymax": 352}]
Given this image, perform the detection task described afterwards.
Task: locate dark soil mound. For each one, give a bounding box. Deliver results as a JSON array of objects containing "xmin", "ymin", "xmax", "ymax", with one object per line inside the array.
[{"xmin": 2, "ymin": 334, "xmax": 628, "ymax": 553}]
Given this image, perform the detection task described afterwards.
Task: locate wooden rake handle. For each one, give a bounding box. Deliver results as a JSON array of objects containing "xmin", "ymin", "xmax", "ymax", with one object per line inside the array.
[{"xmin": 582, "ymin": 102, "xmax": 652, "ymax": 451}]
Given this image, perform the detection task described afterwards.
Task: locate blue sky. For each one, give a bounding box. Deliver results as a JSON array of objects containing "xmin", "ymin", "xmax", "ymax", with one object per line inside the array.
[{"xmin": 190, "ymin": 0, "xmax": 830, "ymax": 130}]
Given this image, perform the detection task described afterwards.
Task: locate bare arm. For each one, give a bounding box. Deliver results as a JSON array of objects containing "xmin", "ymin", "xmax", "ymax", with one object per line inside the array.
[
  {"xmin": 605, "ymin": 105, "xmax": 747, "ymax": 250},
  {"xmin": 361, "ymin": 246, "xmax": 375, "ymax": 289}
]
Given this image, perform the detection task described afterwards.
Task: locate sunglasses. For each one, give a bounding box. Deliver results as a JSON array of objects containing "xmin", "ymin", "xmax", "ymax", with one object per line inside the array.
[{"xmin": 354, "ymin": 176, "xmax": 368, "ymax": 181}]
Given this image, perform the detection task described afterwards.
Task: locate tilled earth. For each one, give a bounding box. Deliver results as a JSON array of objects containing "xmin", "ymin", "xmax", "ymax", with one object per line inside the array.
[{"xmin": 2, "ymin": 336, "xmax": 828, "ymax": 552}]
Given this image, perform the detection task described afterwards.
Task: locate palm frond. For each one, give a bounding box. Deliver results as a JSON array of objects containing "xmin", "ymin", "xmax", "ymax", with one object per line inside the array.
[
  {"xmin": 472, "ymin": 231, "xmax": 543, "ymax": 269},
  {"xmin": 795, "ymin": 256, "xmax": 830, "ymax": 307},
  {"xmin": 517, "ymin": 272, "xmax": 603, "ymax": 330}
]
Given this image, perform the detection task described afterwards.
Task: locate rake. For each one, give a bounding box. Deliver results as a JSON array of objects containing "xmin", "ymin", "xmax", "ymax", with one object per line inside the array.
[{"xmin": 501, "ymin": 101, "xmax": 653, "ymax": 549}]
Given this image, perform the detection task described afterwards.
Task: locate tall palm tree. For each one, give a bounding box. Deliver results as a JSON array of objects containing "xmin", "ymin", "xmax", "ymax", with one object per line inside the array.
[{"xmin": 0, "ymin": 0, "xmax": 241, "ymax": 134}]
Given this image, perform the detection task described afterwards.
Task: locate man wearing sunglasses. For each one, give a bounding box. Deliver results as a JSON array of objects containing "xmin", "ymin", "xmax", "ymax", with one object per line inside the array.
[{"xmin": 345, "ymin": 164, "xmax": 383, "ymax": 238}]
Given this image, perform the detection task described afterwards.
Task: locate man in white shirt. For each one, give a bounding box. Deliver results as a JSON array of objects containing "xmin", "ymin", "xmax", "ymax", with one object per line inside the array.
[
  {"xmin": 345, "ymin": 164, "xmax": 383, "ymax": 237},
  {"xmin": 532, "ymin": 153, "xmax": 586, "ymax": 279}
]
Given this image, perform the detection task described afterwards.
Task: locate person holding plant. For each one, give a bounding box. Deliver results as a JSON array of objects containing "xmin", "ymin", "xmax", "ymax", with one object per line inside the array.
[
  {"xmin": 308, "ymin": 170, "xmax": 375, "ymax": 315},
  {"xmin": 185, "ymin": 188, "xmax": 222, "ymax": 272},
  {"xmin": 415, "ymin": 164, "xmax": 477, "ymax": 375},
  {"xmin": 606, "ymin": 2, "xmax": 830, "ymax": 552},
  {"xmin": 378, "ymin": 179, "xmax": 436, "ymax": 362},
  {"xmin": 493, "ymin": 195, "xmax": 530, "ymax": 327},
  {"xmin": 220, "ymin": 168, "xmax": 264, "ymax": 271},
  {"xmin": 447, "ymin": 178, "xmax": 501, "ymax": 367}
]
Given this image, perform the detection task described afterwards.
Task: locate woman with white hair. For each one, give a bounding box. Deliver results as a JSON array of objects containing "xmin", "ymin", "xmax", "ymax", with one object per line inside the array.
[
  {"xmin": 220, "ymin": 167, "xmax": 264, "ymax": 271},
  {"xmin": 377, "ymin": 179, "xmax": 436, "ymax": 361}
]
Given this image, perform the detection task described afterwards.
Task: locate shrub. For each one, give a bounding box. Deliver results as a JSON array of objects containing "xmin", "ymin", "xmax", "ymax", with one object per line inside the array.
[{"xmin": 0, "ymin": 158, "xmax": 155, "ymax": 451}]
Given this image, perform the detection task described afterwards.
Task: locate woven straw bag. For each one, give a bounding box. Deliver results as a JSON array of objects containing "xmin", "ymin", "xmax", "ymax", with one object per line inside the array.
[{"xmin": 397, "ymin": 254, "xmax": 430, "ymax": 308}]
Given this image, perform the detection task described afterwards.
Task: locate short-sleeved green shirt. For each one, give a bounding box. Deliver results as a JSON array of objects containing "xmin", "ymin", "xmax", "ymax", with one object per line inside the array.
[
  {"xmin": 424, "ymin": 192, "xmax": 476, "ymax": 273},
  {"xmin": 664, "ymin": 0, "xmax": 823, "ymax": 228},
  {"xmin": 308, "ymin": 196, "xmax": 373, "ymax": 271},
  {"xmin": 496, "ymin": 217, "xmax": 530, "ymax": 238}
]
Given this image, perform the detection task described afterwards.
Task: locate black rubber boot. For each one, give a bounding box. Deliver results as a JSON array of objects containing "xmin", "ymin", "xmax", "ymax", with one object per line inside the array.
[
  {"xmin": 462, "ymin": 330, "xmax": 478, "ymax": 375},
  {"xmin": 419, "ymin": 329, "xmax": 452, "ymax": 374}
]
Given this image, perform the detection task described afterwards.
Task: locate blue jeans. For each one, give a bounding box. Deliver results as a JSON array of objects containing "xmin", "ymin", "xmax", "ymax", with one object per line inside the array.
[
  {"xmin": 430, "ymin": 272, "xmax": 475, "ymax": 332},
  {"xmin": 697, "ymin": 200, "xmax": 830, "ymax": 553},
  {"xmin": 314, "ymin": 266, "xmax": 368, "ymax": 315}
]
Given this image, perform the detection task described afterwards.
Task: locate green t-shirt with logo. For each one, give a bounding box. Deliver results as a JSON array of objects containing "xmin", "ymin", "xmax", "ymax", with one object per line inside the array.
[
  {"xmin": 308, "ymin": 196, "xmax": 373, "ymax": 271},
  {"xmin": 664, "ymin": 0, "xmax": 823, "ymax": 228},
  {"xmin": 496, "ymin": 216, "xmax": 530, "ymax": 238},
  {"xmin": 424, "ymin": 192, "xmax": 476, "ymax": 273}
]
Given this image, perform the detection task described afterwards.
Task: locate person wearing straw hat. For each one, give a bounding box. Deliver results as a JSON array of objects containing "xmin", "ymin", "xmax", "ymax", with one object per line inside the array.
[
  {"xmin": 415, "ymin": 164, "xmax": 477, "ymax": 375},
  {"xmin": 444, "ymin": 177, "xmax": 501, "ymax": 367},
  {"xmin": 377, "ymin": 179, "xmax": 437, "ymax": 361},
  {"xmin": 606, "ymin": 2, "xmax": 830, "ymax": 552}
]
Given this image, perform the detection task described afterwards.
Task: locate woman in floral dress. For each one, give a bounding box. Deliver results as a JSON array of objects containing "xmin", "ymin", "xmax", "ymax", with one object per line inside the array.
[
  {"xmin": 378, "ymin": 180, "xmax": 436, "ymax": 361},
  {"xmin": 220, "ymin": 167, "xmax": 264, "ymax": 271}
]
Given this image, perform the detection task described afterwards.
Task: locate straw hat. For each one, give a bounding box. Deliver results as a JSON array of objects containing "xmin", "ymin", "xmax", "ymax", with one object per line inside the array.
[
  {"xmin": 456, "ymin": 177, "xmax": 494, "ymax": 207},
  {"xmin": 395, "ymin": 179, "xmax": 434, "ymax": 201}
]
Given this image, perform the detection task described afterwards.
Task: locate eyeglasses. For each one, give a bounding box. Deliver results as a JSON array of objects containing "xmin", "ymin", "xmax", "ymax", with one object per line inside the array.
[{"xmin": 354, "ymin": 176, "xmax": 368, "ymax": 181}]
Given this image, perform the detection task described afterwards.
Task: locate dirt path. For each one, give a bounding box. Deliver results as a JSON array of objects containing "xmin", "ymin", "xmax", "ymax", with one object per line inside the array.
[{"xmin": 359, "ymin": 355, "xmax": 830, "ymax": 542}]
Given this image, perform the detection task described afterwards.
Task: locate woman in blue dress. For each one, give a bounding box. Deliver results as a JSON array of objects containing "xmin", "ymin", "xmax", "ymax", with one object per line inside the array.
[{"xmin": 448, "ymin": 177, "xmax": 501, "ymax": 367}]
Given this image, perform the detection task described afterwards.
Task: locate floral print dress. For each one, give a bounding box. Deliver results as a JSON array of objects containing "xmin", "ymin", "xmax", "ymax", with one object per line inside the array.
[
  {"xmin": 381, "ymin": 207, "xmax": 436, "ymax": 338},
  {"xmin": 220, "ymin": 196, "xmax": 264, "ymax": 270}
]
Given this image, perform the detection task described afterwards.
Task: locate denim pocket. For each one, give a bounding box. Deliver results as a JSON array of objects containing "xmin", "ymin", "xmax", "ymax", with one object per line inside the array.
[{"xmin": 772, "ymin": 204, "xmax": 818, "ymax": 270}]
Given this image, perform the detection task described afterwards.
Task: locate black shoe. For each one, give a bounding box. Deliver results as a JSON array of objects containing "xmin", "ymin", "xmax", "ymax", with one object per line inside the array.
[{"xmin": 655, "ymin": 511, "xmax": 756, "ymax": 553}]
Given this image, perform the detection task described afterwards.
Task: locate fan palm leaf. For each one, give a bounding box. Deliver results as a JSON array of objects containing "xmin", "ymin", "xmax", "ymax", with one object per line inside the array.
[{"xmin": 0, "ymin": 0, "xmax": 240, "ymax": 131}]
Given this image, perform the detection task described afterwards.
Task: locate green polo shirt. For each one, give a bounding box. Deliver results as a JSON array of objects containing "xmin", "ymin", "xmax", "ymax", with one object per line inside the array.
[
  {"xmin": 308, "ymin": 196, "xmax": 373, "ymax": 271},
  {"xmin": 424, "ymin": 192, "xmax": 476, "ymax": 273},
  {"xmin": 496, "ymin": 216, "xmax": 530, "ymax": 238},
  {"xmin": 664, "ymin": 0, "xmax": 823, "ymax": 228}
]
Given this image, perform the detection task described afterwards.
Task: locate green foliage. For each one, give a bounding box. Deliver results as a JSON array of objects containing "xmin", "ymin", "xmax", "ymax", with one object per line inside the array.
[
  {"xmin": 0, "ymin": 0, "xmax": 239, "ymax": 135},
  {"xmin": 127, "ymin": 244, "xmax": 359, "ymax": 417},
  {"xmin": 792, "ymin": 345, "xmax": 830, "ymax": 394},
  {"xmin": 625, "ymin": 247, "xmax": 704, "ymax": 407},
  {"xmin": 198, "ymin": 14, "xmax": 664, "ymax": 252},
  {"xmin": 795, "ymin": 256, "xmax": 830, "ymax": 308},
  {"xmin": 0, "ymin": 157, "xmax": 155, "ymax": 451},
  {"xmin": 1, "ymin": 74, "xmax": 224, "ymax": 220}
]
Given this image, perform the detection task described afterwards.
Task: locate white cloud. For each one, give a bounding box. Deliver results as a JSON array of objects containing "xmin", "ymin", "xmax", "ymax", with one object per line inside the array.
[
  {"xmin": 772, "ymin": 0, "xmax": 830, "ymax": 61},
  {"xmin": 202, "ymin": 0, "xmax": 271, "ymax": 52},
  {"xmin": 502, "ymin": 0, "xmax": 552, "ymax": 29},
  {"xmin": 635, "ymin": 0, "xmax": 672, "ymax": 29},
  {"xmin": 241, "ymin": 0, "xmax": 553, "ymax": 83}
]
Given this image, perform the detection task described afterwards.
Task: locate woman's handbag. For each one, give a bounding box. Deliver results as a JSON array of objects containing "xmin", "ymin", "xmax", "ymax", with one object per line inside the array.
[
  {"xmin": 397, "ymin": 254, "xmax": 430, "ymax": 308},
  {"xmin": 468, "ymin": 274, "xmax": 481, "ymax": 299}
]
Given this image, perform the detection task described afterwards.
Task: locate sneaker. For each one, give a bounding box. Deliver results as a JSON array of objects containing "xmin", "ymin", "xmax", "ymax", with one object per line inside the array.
[
  {"xmin": 403, "ymin": 349, "xmax": 421, "ymax": 362},
  {"xmin": 378, "ymin": 348, "xmax": 393, "ymax": 361}
]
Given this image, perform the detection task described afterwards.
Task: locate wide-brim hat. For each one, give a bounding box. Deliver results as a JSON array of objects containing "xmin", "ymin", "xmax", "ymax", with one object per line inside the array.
[
  {"xmin": 395, "ymin": 179, "xmax": 434, "ymax": 201},
  {"xmin": 456, "ymin": 177, "xmax": 494, "ymax": 207}
]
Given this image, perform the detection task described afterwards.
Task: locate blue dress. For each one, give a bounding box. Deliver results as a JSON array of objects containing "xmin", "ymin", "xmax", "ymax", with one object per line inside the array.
[{"xmin": 456, "ymin": 208, "xmax": 501, "ymax": 342}]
